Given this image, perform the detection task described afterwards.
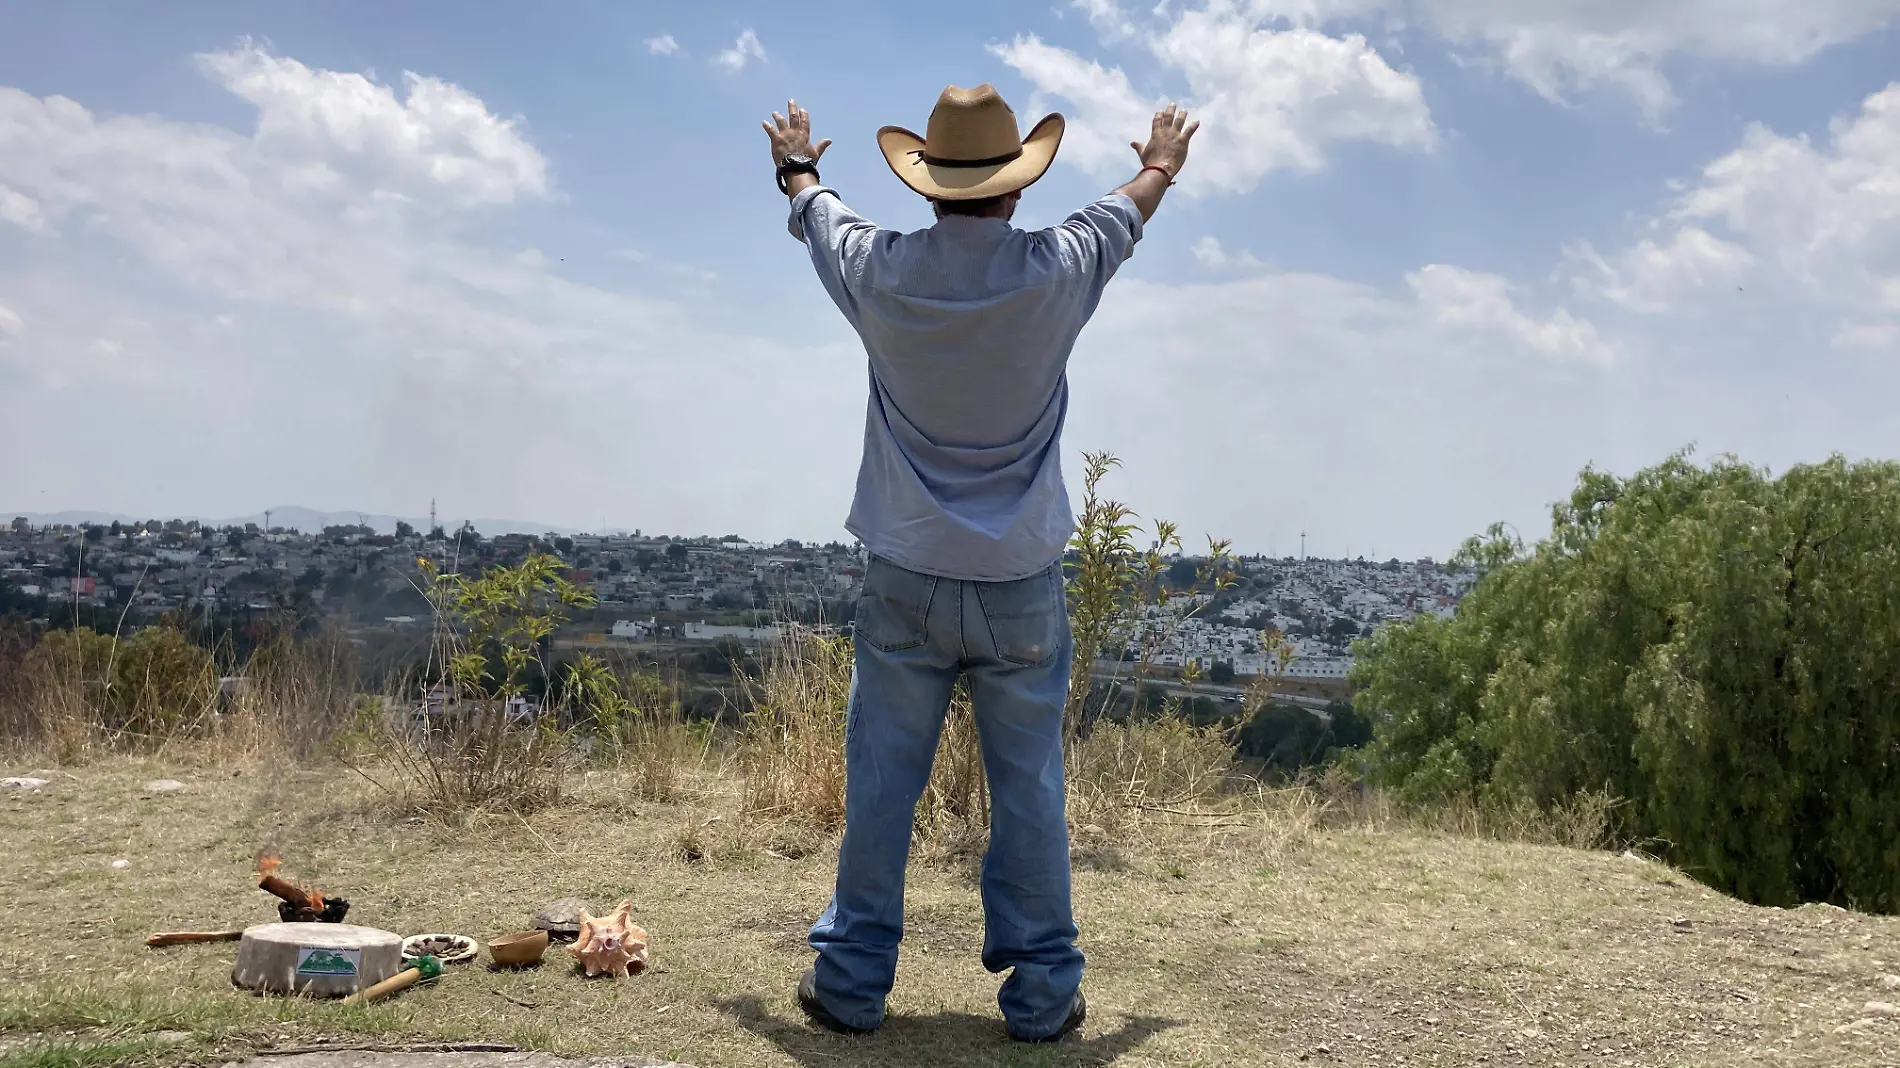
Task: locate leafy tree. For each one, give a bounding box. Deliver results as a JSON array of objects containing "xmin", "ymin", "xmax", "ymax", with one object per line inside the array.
[
  {"xmin": 83, "ymin": 525, "xmax": 104, "ymax": 543},
  {"xmin": 665, "ymin": 543, "xmax": 689, "ymax": 564},
  {"xmin": 1356, "ymin": 451, "xmax": 1900, "ymax": 911},
  {"xmin": 395, "ymin": 520, "xmax": 415, "ymax": 540},
  {"xmin": 1167, "ymin": 557, "xmax": 1200, "ymax": 589},
  {"xmin": 1210, "ymin": 660, "xmax": 1236, "ymax": 685}
]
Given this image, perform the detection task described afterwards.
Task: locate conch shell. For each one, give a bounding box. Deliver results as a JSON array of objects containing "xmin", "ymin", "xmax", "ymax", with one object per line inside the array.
[{"xmin": 570, "ymin": 899, "xmax": 649, "ymax": 977}]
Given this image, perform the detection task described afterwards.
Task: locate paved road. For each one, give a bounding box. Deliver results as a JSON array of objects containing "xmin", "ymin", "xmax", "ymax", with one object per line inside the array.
[{"xmin": 1085, "ymin": 668, "xmax": 1337, "ymax": 712}]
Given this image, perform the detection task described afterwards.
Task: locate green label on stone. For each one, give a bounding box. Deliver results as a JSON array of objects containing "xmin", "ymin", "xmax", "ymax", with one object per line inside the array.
[{"xmin": 295, "ymin": 947, "xmax": 361, "ymax": 976}]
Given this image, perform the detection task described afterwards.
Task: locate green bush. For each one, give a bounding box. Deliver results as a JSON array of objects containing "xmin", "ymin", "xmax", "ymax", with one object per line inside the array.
[
  {"xmin": 22, "ymin": 625, "xmax": 217, "ymax": 743},
  {"xmin": 1356, "ymin": 452, "xmax": 1900, "ymax": 911}
]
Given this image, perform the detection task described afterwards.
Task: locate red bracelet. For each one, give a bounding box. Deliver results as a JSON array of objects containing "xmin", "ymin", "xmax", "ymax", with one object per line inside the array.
[{"xmin": 1139, "ymin": 164, "xmax": 1177, "ymax": 186}]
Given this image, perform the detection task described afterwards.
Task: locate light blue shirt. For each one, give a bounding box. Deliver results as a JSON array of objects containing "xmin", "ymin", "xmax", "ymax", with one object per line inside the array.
[{"xmin": 788, "ymin": 186, "xmax": 1144, "ymax": 582}]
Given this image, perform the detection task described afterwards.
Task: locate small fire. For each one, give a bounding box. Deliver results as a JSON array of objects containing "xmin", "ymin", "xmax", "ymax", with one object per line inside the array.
[{"xmin": 255, "ymin": 850, "xmax": 325, "ymax": 913}]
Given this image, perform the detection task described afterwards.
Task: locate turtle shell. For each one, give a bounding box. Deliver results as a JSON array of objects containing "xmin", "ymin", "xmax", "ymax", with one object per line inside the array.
[{"xmin": 531, "ymin": 897, "xmax": 592, "ymax": 942}]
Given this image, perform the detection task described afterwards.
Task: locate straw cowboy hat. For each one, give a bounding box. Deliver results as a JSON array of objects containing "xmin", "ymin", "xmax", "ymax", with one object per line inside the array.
[{"xmin": 878, "ymin": 84, "xmax": 1065, "ymax": 201}]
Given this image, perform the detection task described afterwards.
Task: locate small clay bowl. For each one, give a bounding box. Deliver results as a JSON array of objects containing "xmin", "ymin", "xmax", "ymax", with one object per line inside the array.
[{"xmin": 487, "ymin": 929, "xmax": 550, "ymax": 968}]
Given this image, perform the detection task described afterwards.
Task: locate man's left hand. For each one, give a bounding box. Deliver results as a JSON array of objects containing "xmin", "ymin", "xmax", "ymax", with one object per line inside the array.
[{"xmin": 762, "ymin": 100, "xmax": 832, "ymax": 165}]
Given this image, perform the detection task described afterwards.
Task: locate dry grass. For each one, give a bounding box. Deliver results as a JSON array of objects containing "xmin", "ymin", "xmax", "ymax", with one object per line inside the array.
[
  {"xmin": 1, "ymin": 625, "xmax": 361, "ymax": 768},
  {"xmin": 738, "ymin": 635, "xmax": 853, "ymax": 831},
  {"xmin": 1, "ymin": 761, "xmax": 1896, "ymax": 1067}
]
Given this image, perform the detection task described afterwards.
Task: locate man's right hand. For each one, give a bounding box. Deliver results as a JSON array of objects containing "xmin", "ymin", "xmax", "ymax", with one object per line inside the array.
[
  {"xmin": 1115, "ymin": 104, "xmax": 1199, "ymax": 222},
  {"xmin": 1130, "ymin": 104, "xmax": 1199, "ymax": 179}
]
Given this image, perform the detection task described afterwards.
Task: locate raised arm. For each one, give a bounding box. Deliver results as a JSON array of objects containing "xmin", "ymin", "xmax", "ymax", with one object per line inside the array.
[
  {"xmin": 1113, "ymin": 104, "xmax": 1200, "ymax": 222},
  {"xmin": 762, "ymin": 99, "xmax": 832, "ymax": 200}
]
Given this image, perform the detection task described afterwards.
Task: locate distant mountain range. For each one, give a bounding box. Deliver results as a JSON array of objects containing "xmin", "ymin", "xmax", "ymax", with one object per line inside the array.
[{"xmin": 3, "ymin": 506, "xmax": 606, "ymax": 537}]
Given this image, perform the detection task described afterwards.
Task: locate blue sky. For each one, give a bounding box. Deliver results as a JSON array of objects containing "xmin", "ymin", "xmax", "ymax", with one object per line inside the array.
[{"xmin": 3, "ymin": 1, "xmax": 1899, "ymax": 558}]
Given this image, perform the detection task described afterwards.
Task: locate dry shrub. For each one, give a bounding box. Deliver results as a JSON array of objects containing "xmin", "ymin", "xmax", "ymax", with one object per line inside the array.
[
  {"xmin": 738, "ymin": 632, "xmax": 1271, "ymax": 862},
  {"xmin": 1403, "ymin": 788, "xmax": 1620, "ymax": 851},
  {"xmin": 1066, "ymin": 716, "xmax": 1241, "ymax": 838},
  {"xmin": 739, "ymin": 634, "xmax": 851, "ymax": 830},
  {"xmin": 738, "ymin": 634, "xmax": 998, "ymax": 847},
  {"xmin": 913, "ymin": 692, "xmax": 988, "ymax": 855},
  {"xmin": 371, "ymin": 707, "xmax": 570, "ymax": 821},
  {"xmin": 6, "ymin": 620, "xmax": 363, "ymax": 765},
  {"xmin": 204, "ymin": 631, "xmax": 361, "ymax": 762},
  {"xmin": 577, "ymin": 657, "xmax": 703, "ymax": 803},
  {"xmin": 613, "ymin": 715, "xmax": 703, "ymax": 804},
  {"xmin": 14, "ymin": 625, "xmax": 219, "ymax": 759},
  {"xmin": 0, "ymin": 619, "xmax": 36, "ymax": 744}
]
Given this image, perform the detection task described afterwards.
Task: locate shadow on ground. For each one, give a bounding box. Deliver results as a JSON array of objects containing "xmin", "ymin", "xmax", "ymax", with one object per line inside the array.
[{"xmin": 719, "ymin": 995, "xmax": 1180, "ymax": 1067}]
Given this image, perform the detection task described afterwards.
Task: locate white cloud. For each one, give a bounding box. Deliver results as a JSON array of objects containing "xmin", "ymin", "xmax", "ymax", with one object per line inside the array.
[
  {"xmin": 1582, "ymin": 83, "xmax": 1900, "ymax": 330},
  {"xmin": 715, "ymin": 30, "xmax": 767, "ymax": 72},
  {"xmin": 645, "ymin": 34, "xmax": 679, "ymax": 56},
  {"xmin": 1191, "ymin": 235, "xmax": 1263, "ymax": 268},
  {"xmin": 0, "ymin": 301, "xmax": 20, "ymax": 336},
  {"xmin": 0, "ymin": 46, "xmax": 864, "ymax": 537},
  {"xmin": 1064, "ymin": 268, "xmax": 1691, "ymax": 560},
  {"xmin": 196, "ymin": 42, "xmax": 548, "ymax": 206},
  {"xmin": 1833, "ymin": 321, "xmax": 1900, "ymax": 351},
  {"xmin": 1407, "ymin": 264, "xmax": 1614, "ymax": 366},
  {"xmin": 0, "ymin": 183, "xmax": 45, "ymax": 231},
  {"xmin": 994, "ymin": 2, "xmax": 1434, "ymax": 195},
  {"xmin": 1570, "ymin": 227, "xmax": 1754, "ymax": 314},
  {"xmin": 1254, "ymin": 0, "xmax": 1900, "ymax": 119},
  {"xmin": 1073, "ymin": 0, "xmax": 1139, "ymax": 39}
]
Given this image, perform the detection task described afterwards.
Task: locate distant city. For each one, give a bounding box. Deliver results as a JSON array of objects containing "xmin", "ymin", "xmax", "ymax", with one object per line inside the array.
[{"xmin": 1, "ymin": 510, "xmax": 1472, "ymax": 683}]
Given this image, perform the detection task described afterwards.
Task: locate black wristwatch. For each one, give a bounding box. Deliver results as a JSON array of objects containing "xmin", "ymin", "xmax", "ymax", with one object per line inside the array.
[{"xmin": 776, "ymin": 154, "xmax": 819, "ymax": 193}]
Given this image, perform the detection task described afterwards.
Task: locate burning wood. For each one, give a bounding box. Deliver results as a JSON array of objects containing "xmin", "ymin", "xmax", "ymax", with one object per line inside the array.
[{"xmin": 254, "ymin": 851, "xmax": 350, "ymax": 923}]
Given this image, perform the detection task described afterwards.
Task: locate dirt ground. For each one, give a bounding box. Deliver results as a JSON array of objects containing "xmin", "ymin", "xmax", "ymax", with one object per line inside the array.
[{"xmin": 2, "ymin": 759, "xmax": 1897, "ymax": 1068}]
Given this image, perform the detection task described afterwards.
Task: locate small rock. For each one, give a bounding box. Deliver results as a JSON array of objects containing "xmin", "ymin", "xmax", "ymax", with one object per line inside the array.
[
  {"xmin": 1672, "ymin": 917, "xmax": 1693, "ymax": 930},
  {"xmin": 1, "ymin": 777, "xmax": 49, "ymax": 790},
  {"xmin": 1866, "ymin": 1001, "xmax": 1898, "ymax": 1016},
  {"xmin": 1313, "ymin": 1043, "xmax": 1332, "ymax": 1055},
  {"xmin": 141, "ymin": 779, "xmax": 185, "ymax": 793},
  {"xmin": 110, "ymin": 859, "xmax": 129, "ymax": 869},
  {"xmin": 1836, "ymin": 1018, "xmax": 1876, "ymax": 1034},
  {"xmin": 1878, "ymin": 974, "xmax": 1900, "ymax": 990}
]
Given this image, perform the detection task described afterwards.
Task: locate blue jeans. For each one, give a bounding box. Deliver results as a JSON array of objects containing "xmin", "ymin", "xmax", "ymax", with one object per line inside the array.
[{"xmin": 808, "ymin": 555, "xmax": 1083, "ymax": 1038}]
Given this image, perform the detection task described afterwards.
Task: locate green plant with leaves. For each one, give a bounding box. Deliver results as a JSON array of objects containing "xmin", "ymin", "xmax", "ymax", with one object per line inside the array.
[
  {"xmin": 1356, "ymin": 450, "xmax": 1900, "ymax": 911},
  {"xmin": 376, "ymin": 552, "xmax": 596, "ymax": 817},
  {"xmin": 419, "ymin": 552, "xmax": 594, "ymax": 708},
  {"xmin": 1063, "ymin": 451, "xmax": 1245, "ymax": 736},
  {"xmin": 560, "ymin": 653, "xmax": 698, "ymax": 801},
  {"xmin": 1063, "ymin": 452, "xmax": 1140, "ymax": 736}
]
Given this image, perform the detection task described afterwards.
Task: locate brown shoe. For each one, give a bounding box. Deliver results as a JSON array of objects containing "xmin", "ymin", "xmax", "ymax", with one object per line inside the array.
[
  {"xmin": 797, "ymin": 967, "xmax": 876, "ymax": 1035},
  {"xmin": 1010, "ymin": 990, "xmax": 1086, "ymax": 1043}
]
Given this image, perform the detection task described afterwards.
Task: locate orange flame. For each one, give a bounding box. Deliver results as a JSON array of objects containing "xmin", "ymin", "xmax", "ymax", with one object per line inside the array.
[{"xmin": 255, "ymin": 852, "xmax": 283, "ymax": 878}]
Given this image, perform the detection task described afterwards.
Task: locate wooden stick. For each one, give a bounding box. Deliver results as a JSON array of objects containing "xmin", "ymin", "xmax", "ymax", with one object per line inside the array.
[
  {"xmin": 146, "ymin": 930, "xmax": 244, "ymax": 947},
  {"xmin": 339, "ymin": 954, "xmax": 441, "ymax": 1005},
  {"xmin": 258, "ymin": 873, "xmax": 311, "ymax": 908},
  {"xmin": 339, "ymin": 967, "xmax": 421, "ymax": 1005}
]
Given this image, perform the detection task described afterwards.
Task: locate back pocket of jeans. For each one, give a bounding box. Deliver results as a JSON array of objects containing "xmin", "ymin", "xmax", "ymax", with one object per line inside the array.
[
  {"xmin": 976, "ymin": 568, "xmax": 1063, "ymax": 667},
  {"xmin": 853, "ymin": 559, "xmax": 936, "ymax": 652}
]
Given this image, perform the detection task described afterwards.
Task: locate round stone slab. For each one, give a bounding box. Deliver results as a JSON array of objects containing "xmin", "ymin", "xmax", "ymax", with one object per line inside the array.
[
  {"xmin": 232, "ymin": 922, "xmax": 402, "ymax": 998},
  {"xmin": 531, "ymin": 897, "xmax": 591, "ymax": 942}
]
